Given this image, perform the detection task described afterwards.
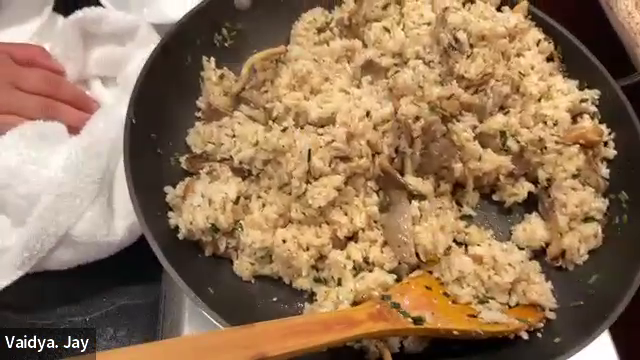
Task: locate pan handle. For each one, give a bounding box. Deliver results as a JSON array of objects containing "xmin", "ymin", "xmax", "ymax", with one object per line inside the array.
[{"xmin": 617, "ymin": 72, "xmax": 640, "ymax": 88}]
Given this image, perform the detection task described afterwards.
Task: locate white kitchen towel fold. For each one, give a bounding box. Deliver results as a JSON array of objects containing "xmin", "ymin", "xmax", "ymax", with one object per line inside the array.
[{"xmin": 0, "ymin": 1, "xmax": 160, "ymax": 289}]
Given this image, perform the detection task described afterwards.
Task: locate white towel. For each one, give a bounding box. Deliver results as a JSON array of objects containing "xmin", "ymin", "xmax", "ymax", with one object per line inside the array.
[{"xmin": 0, "ymin": 0, "xmax": 160, "ymax": 289}]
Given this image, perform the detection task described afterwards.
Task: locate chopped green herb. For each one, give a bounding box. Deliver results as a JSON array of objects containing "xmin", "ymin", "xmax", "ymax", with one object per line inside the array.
[
  {"xmin": 210, "ymin": 224, "xmax": 220, "ymax": 236},
  {"xmin": 584, "ymin": 216, "xmax": 598, "ymax": 223},
  {"xmin": 569, "ymin": 301, "xmax": 584, "ymax": 307},
  {"xmin": 460, "ymin": 214, "xmax": 474, "ymax": 222},
  {"xmin": 499, "ymin": 130, "xmax": 509, "ymax": 149},
  {"xmin": 516, "ymin": 318, "xmax": 532, "ymax": 326},
  {"xmin": 312, "ymin": 276, "xmax": 325, "ymax": 284},
  {"xmin": 623, "ymin": 214, "xmax": 628, "ymax": 223},
  {"xmin": 380, "ymin": 294, "xmax": 392, "ymax": 301},
  {"xmin": 588, "ymin": 274, "xmax": 599, "ymax": 284},
  {"xmin": 411, "ymin": 316, "xmax": 426, "ymax": 326},
  {"xmin": 398, "ymin": 310, "xmax": 411, "ymax": 318},
  {"xmin": 233, "ymin": 222, "xmax": 244, "ymax": 235},
  {"xmin": 619, "ymin": 191, "xmax": 630, "ymax": 202},
  {"xmin": 477, "ymin": 297, "xmax": 490, "ymax": 305},
  {"xmin": 213, "ymin": 24, "xmax": 237, "ymax": 47},
  {"xmin": 390, "ymin": 301, "xmax": 401, "ymax": 309},
  {"xmin": 170, "ymin": 154, "xmax": 181, "ymax": 166},
  {"xmin": 424, "ymin": 285, "xmax": 433, "ymax": 291}
]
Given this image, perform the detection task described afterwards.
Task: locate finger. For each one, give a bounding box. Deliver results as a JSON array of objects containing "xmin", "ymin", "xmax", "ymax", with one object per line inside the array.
[
  {"xmin": 0, "ymin": 114, "xmax": 28, "ymax": 134},
  {"xmin": 0, "ymin": 89, "xmax": 91, "ymax": 130},
  {"xmin": 14, "ymin": 67, "xmax": 99, "ymax": 115},
  {"xmin": 0, "ymin": 43, "xmax": 65, "ymax": 76}
]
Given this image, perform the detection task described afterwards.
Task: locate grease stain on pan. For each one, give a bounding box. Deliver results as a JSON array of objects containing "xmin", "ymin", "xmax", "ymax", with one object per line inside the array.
[{"xmin": 234, "ymin": 0, "xmax": 252, "ymax": 11}]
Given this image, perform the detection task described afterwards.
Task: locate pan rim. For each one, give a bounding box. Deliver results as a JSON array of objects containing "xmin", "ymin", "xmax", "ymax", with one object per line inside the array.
[
  {"xmin": 123, "ymin": 0, "xmax": 232, "ymax": 328},
  {"xmin": 517, "ymin": 7, "xmax": 640, "ymax": 360},
  {"xmin": 123, "ymin": 1, "xmax": 640, "ymax": 358}
]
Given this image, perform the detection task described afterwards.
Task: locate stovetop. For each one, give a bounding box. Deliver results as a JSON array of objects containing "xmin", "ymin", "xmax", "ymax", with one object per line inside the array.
[
  {"xmin": 0, "ymin": 240, "xmax": 162, "ymax": 350},
  {"xmin": 159, "ymin": 272, "xmax": 620, "ymax": 360}
]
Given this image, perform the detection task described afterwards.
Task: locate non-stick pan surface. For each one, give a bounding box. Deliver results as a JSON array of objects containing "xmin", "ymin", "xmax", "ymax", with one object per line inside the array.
[{"xmin": 125, "ymin": 1, "xmax": 640, "ymax": 359}]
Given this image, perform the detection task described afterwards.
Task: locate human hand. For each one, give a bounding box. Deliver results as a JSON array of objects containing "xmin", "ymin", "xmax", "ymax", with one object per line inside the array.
[{"xmin": 0, "ymin": 43, "xmax": 99, "ymax": 134}]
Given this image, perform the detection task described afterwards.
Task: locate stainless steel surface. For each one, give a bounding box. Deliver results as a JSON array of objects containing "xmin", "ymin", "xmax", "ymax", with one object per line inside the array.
[
  {"xmin": 159, "ymin": 272, "xmax": 620, "ymax": 359},
  {"xmin": 159, "ymin": 272, "xmax": 223, "ymax": 338}
]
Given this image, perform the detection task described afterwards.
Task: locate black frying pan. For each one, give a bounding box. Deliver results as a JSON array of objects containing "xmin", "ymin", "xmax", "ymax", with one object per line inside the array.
[{"xmin": 124, "ymin": 1, "xmax": 640, "ymax": 359}]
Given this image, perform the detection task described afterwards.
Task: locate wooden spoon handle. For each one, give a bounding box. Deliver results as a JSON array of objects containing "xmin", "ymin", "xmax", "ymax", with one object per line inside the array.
[{"xmin": 96, "ymin": 302, "xmax": 390, "ymax": 360}]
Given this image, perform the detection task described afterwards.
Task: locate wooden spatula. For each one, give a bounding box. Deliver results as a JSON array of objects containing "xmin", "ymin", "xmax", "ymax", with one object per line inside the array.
[{"xmin": 93, "ymin": 272, "xmax": 544, "ymax": 360}]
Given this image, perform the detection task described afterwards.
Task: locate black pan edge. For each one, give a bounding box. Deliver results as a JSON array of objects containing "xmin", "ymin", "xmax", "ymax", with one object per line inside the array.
[
  {"xmin": 123, "ymin": 0, "xmax": 231, "ymax": 328},
  {"xmin": 123, "ymin": 2, "xmax": 640, "ymax": 358},
  {"xmin": 526, "ymin": 6, "xmax": 640, "ymax": 360}
]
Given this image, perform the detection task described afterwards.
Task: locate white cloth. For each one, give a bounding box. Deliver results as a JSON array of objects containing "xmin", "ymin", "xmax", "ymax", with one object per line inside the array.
[
  {"xmin": 99, "ymin": 0, "xmax": 204, "ymax": 24},
  {"xmin": 0, "ymin": 0, "xmax": 160, "ymax": 289}
]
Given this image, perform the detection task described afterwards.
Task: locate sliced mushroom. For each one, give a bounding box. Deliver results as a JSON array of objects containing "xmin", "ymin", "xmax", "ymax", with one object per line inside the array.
[
  {"xmin": 440, "ymin": 97, "xmax": 462, "ymax": 115},
  {"xmin": 419, "ymin": 119, "xmax": 447, "ymax": 144},
  {"xmin": 381, "ymin": 189, "xmax": 417, "ymax": 265},
  {"xmin": 360, "ymin": 59, "xmax": 387, "ymax": 81},
  {"xmin": 183, "ymin": 178, "xmax": 196, "ymax": 198},
  {"xmin": 232, "ymin": 45, "xmax": 287, "ymax": 96},
  {"xmin": 313, "ymin": 115, "xmax": 336, "ymax": 127},
  {"xmin": 378, "ymin": 158, "xmax": 411, "ymax": 192},
  {"xmin": 453, "ymin": 30, "xmax": 471, "ymax": 54},
  {"xmin": 568, "ymin": 101, "xmax": 594, "ymax": 118},
  {"xmin": 202, "ymin": 103, "xmax": 232, "ymax": 122},
  {"xmin": 459, "ymin": 72, "xmax": 493, "ymax": 95},
  {"xmin": 391, "ymin": 263, "xmax": 411, "ymax": 280},
  {"xmin": 415, "ymin": 120, "xmax": 458, "ymax": 180},
  {"xmin": 396, "ymin": 118, "xmax": 415, "ymax": 176},
  {"xmin": 238, "ymin": 89, "xmax": 266, "ymax": 108},
  {"xmin": 562, "ymin": 124, "xmax": 605, "ymax": 147},
  {"xmin": 336, "ymin": 0, "xmax": 368, "ymax": 39},
  {"xmin": 183, "ymin": 153, "xmax": 213, "ymax": 173},
  {"xmin": 238, "ymin": 104, "xmax": 267, "ymax": 124},
  {"xmin": 539, "ymin": 193, "xmax": 563, "ymax": 262},
  {"xmin": 476, "ymin": 132, "xmax": 502, "ymax": 152},
  {"xmin": 461, "ymin": 97, "xmax": 489, "ymax": 120},
  {"xmin": 201, "ymin": 237, "xmax": 227, "ymax": 257},
  {"xmin": 512, "ymin": 151, "xmax": 536, "ymax": 181},
  {"xmin": 331, "ymin": 235, "xmax": 348, "ymax": 251},
  {"xmin": 223, "ymin": 162, "xmax": 252, "ymax": 179},
  {"xmin": 376, "ymin": 159, "xmax": 418, "ymax": 265},
  {"xmin": 580, "ymin": 156, "xmax": 608, "ymax": 193},
  {"xmin": 538, "ymin": 192, "xmax": 555, "ymax": 223}
]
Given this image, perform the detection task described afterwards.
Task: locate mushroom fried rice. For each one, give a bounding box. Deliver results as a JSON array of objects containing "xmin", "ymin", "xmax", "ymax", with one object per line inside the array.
[{"xmin": 164, "ymin": 0, "xmax": 616, "ymax": 356}]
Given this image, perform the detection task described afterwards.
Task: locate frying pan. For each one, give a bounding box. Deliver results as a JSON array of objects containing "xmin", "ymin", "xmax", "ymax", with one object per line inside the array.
[{"xmin": 124, "ymin": 0, "xmax": 640, "ymax": 359}]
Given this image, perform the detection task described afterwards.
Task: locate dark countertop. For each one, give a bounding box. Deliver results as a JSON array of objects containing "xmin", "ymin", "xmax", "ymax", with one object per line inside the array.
[
  {"xmin": 0, "ymin": 0, "xmax": 163, "ymax": 351},
  {"xmin": 0, "ymin": 240, "xmax": 163, "ymax": 350}
]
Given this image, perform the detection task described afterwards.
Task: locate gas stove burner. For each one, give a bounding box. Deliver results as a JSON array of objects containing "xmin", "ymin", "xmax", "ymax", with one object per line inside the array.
[{"xmin": 158, "ymin": 272, "xmax": 620, "ymax": 359}]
